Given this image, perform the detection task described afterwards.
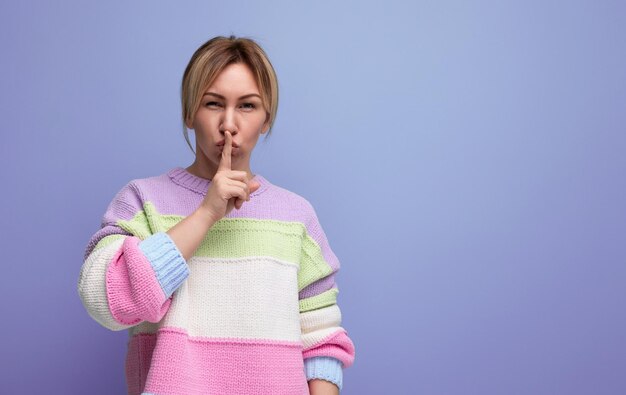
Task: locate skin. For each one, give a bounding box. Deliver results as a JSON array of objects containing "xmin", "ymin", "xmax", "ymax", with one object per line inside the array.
[
  {"xmin": 308, "ymin": 379, "xmax": 340, "ymax": 395},
  {"xmin": 165, "ymin": 62, "xmax": 339, "ymax": 394}
]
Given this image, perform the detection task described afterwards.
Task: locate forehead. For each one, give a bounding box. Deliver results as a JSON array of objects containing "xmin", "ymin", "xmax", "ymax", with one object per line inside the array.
[{"xmin": 207, "ymin": 63, "xmax": 260, "ymax": 95}]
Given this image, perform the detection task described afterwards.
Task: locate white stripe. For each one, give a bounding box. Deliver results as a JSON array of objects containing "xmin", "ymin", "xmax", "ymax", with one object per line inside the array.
[
  {"xmin": 77, "ymin": 238, "xmax": 131, "ymax": 331},
  {"xmin": 132, "ymin": 255, "xmax": 302, "ymax": 342},
  {"xmin": 300, "ymin": 304, "xmax": 342, "ymax": 334}
]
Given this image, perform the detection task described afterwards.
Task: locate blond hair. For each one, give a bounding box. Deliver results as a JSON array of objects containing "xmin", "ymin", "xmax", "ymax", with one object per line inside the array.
[{"xmin": 180, "ymin": 35, "xmax": 279, "ymax": 154}]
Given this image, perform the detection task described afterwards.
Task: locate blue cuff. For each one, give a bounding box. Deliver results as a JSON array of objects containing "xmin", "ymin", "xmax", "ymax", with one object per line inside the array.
[
  {"xmin": 138, "ymin": 232, "xmax": 189, "ymax": 298},
  {"xmin": 304, "ymin": 356, "xmax": 343, "ymax": 391}
]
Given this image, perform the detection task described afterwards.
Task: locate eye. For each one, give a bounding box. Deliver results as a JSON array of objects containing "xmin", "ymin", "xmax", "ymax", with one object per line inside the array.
[
  {"xmin": 205, "ymin": 101, "xmax": 221, "ymax": 108},
  {"xmin": 241, "ymin": 102, "xmax": 256, "ymax": 110}
]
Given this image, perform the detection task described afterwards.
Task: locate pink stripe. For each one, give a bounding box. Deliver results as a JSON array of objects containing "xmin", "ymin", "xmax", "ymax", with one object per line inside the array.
[
  {"xmin": 105, "ymin": 236, "xmax": 171, "ymax": 326},
  {"xmin": 126, "ymin": 327, "xmax": 310, "ymax": 395},
  {"xmin": 302, "ymin": 329, "xmax": 356, "ymax": 368}
]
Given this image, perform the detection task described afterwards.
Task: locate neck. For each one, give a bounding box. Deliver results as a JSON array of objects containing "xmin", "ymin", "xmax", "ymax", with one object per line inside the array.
[{"xmin": 186, "ymin": 156, "xmax": 254, "ymax": 181}]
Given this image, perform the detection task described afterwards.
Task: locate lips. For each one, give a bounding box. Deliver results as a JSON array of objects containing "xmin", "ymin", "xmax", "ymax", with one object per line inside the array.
[{"xmin": 216, "ymin": 140, "xmax": 239, "ymax": 148}]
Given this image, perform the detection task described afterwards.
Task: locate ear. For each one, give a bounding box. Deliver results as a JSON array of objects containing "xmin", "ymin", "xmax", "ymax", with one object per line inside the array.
[
  {"xmin": 185, "ymin": 117, "xmax": 194, "ymax": 130},
  {"xmin": 260, "ymin": 113, "xmax": 270, "ymax": 134}
]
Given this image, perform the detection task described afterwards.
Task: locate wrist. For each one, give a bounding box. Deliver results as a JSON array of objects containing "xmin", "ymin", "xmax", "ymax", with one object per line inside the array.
[
  {"xmin": 195, "ymin": 205, "xmax": 220, "ymax": 224},
  {"xmin": 308, "ymin": 379, "xmax": 340, "ymax": 395}
]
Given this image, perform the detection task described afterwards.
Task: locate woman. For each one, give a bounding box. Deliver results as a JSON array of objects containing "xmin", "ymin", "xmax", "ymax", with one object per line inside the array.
[{"xmin": 78, "ymin": 35, "xmax": 355, "ymax": 395}]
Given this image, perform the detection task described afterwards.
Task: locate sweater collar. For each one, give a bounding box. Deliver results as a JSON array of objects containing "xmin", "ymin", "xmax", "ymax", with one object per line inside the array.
[{"xmin": 167, "ymin": 166, "xmax": 270, "ymax": 196}]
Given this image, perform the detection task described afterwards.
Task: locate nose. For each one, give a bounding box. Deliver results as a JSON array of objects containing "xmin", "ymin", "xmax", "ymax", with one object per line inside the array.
[{"xmin": 219, "ymin": 107, "xmax": 238, "ymax": 137}]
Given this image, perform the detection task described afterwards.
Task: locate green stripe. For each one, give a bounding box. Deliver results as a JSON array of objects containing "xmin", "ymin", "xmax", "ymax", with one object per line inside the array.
[
  {"xmin": 115, "ymin": 202, "xmax": 155, "ymax": 239},
  {"xmin": 299, "ymin": 232, "xmax": 333, "ymax": 291},
  {"xmin": 92, "ymin": 234, "xmax": 125, "ymax": 253},
  {"xmin": 299, "ymin": 287, "xmax": 339, "ymax": 313},
  {"xmin": 195, "ymin": 218, "xmax": 304, "ymax": 262},
  {"xmin": 114, "ymin": 201, "xmax": 333, "ymax": 291}
]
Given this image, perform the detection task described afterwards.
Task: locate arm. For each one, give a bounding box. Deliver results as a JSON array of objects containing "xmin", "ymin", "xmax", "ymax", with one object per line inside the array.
[
  {"xmin": 299, "ymin": 201, "xmax": 356, "ymax": 393},
  {"xmin": 77, "ymin": 182, "xmax": 191, "ymax": 331},
  {"xmin": 166, "ymin": 205, "xmax": 219, "ymax": 262}
]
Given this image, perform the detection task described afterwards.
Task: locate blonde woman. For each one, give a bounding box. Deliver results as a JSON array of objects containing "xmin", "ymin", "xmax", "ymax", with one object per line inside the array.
[{"xmin": 78, "ymin": 35, "xmax": 355, "ymax": 395}]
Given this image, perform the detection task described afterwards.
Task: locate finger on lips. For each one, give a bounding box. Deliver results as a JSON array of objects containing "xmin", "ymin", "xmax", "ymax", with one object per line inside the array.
[
  {"xmin": 219, "ymin": 131, "xmax": 232, "ymax": 171},
  {"xmin": 218, "ymin": 130, "xmax": 258, "ymax": 209}
]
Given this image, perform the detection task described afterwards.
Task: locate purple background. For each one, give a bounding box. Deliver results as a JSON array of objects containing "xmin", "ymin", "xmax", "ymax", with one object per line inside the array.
[{"xmin": 1, "ymin": 1, "xmax": 625, "ymax": 394}]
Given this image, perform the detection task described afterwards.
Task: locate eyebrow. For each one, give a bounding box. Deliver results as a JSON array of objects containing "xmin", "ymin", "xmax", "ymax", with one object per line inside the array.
[{"xmin": 203, "ymin": 92, "xmax": 262, "ymax": 100}]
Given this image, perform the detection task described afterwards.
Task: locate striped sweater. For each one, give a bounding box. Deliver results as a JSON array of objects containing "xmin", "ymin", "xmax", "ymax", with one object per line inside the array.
[{"xmin": 77, "ymin": 166, "xmax": 355, "ymax": 395}]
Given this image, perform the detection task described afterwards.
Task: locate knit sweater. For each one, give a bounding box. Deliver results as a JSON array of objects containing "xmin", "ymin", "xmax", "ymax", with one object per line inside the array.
[{"xmin": 77, "ymin": 166, "xmax": 355, "ymax": 395}]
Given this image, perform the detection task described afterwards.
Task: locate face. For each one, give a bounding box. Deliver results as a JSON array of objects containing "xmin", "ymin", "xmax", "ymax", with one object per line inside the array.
[{"xmin": 187, "ymin": 62, "xmax": 269, "ymax": 176}]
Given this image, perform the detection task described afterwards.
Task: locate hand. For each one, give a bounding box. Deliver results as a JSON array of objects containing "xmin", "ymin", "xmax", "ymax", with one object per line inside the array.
[{"xmin": 199, "ymin": 131, "xmax": 260, "ymax": 221}]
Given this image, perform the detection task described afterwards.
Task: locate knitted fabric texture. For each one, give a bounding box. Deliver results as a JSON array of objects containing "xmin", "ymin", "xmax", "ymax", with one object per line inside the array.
[{"xmin": 77, "ymin": 167, "xmax": 355, "ymax": 395}]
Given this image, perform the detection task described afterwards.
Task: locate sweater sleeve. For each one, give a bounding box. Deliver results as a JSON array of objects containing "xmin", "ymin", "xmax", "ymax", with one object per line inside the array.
[
  {"xmin": 299, "ymin": 201, "xmax": 355, "ymax": 391},
  {"xmin": 77, "ymin": 181, "xmax": 189, "ymax": 331}
]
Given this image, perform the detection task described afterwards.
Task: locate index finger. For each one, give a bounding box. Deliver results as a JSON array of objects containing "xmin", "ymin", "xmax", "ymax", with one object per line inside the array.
[{"xmin": 218, "ymin": 131, "xmax": 232, "ymax": 171}]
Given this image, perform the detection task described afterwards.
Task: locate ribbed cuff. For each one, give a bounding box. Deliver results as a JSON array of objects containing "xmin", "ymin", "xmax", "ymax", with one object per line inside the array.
[
  {"xmin": 138, "ymin": 232, "xmax": 189, "ymax": 298},
  {"xmin": 304, "ymin": 356, "xmax": 343, "ymax": 391}
]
